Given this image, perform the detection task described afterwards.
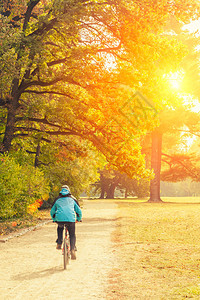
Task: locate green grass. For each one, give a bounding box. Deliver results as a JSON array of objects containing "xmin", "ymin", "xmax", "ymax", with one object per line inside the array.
[{"xmin": 115, "ymin": 197, "xmax": 200, "ymax": 299}]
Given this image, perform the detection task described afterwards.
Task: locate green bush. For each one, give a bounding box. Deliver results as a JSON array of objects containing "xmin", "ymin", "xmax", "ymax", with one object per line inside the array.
[{"xmin": 0, "ymin": 154, "xmax": 50, "ymax": 219}]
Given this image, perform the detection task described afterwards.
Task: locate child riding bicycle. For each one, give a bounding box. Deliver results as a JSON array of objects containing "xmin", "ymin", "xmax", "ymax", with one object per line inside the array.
[{"xmin": 50, "ymin": 185, "xmax": 82, "ymax": 260}]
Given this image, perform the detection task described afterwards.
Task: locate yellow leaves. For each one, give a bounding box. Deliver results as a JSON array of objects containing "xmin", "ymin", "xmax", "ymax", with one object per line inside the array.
[
  {"xmin": 42, "ymin": 193, "xmax": 49, "ymax": 201},
  {"xmin": 39, "ymin": 61, "xmax": 48, "ymax": 71},
  {"xmin": 71, "ymin": 168, "xmax": 80, "ymax": 177},
  {"xmin": 52, "ymin": 185, "xmax": 59, "ymax": 192}
]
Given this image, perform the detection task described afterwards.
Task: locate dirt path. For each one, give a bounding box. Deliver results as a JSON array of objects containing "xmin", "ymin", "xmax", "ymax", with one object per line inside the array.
[{"xmin": 0, "ymin": 200, "xmax": 118, "ymax": 300}]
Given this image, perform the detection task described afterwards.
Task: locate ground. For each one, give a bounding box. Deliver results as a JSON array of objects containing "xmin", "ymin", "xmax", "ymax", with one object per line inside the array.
[
  {"xmin": 0, "ymin": 200, "xmax": 119, "ymax": 300},
  {"xmin": 2, "ymin": 198, "xmax": 200, "ymax": 299}
]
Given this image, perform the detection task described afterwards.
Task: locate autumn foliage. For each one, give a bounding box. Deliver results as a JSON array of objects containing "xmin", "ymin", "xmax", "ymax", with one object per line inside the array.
[
  {"xmin": 1, "ymin": 0, "xmax": 200, "ymax": 214},
  {"xmin": 28, "ymin": 199, "xmax": 43, "ymax": 214}
]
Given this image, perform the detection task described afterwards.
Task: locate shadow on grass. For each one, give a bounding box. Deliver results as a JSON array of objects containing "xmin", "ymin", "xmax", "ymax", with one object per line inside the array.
[{"xmin": 116, "ymin": 200, "xmax": 200, "ymax": 205}]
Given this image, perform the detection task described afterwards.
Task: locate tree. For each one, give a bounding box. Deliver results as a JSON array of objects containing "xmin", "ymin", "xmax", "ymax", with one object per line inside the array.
[
  {"xmin": 92, "ymin": 169, "xmax": 118, "ymax": 199},
  {"xmin": 0, "ymin": 0, "xmax": 156, "ymax": 179},
  {"xmin": 146, "ymin": 15, "xmax": 200, "ymax": 202},
  {"xmin": 1, "ymin": 0, "xmax": 199, "ymax": 181},
  {"xmin": 146, "ymin": 107, "xmax": 200, "ymax": 202},
  {"xmin": 93, "ymin": 168, "xmax": 149, "ymax": 199},
  {"xmin": 148, "ymin": 129, "xmax": 163, "ymax": 202}
]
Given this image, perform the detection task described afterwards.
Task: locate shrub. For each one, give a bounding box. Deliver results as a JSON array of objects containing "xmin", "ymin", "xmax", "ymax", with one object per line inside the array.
[{"xmin": 0, "ymin": 154, "xmax": 50, "ymax": 219}]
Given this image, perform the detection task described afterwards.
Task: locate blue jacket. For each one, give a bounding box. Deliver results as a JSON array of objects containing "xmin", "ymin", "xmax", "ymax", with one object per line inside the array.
[{"xmin": 50, "ymin": 188, "xmax": 82, "ymax": 222}]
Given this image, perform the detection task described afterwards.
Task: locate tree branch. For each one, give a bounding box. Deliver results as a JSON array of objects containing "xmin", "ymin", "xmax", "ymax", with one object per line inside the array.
[
  {"xmin": 28, "ymin": 17, "xmax": 58, "ymax": 37},
  {"xmin": 97, "ymin": 42, "xmax": 122, "ymax": 53},
  {"xmin": 22, "ymin": 89, "xmax": 75, "ymax": 98},
  {"xmin": 19, "ymin": 76, "xmax": 82, "ymax": 93},
  {"xmin": 15, "ymin": 126, "xmax": 81, "ymax": 137},
  {"xmin": 23, "ymin": 0, "xmax": 40, "ymax": 32},
  {"xmin": 26, "ymin": 150, "xmax": 36, "ymax": 154},
  {"xmin": 24, "ymin": 57, "xmax": 69, "ymax": 82},
  {"xmin": 16, "ymin": 116, "xmax": 61, "ymax": 128},
  {"xmin": 161, "ymin": 152, "xmax": 199, "ymax": 178},
  {"xmin": 176, "ymin": 128, "xmax": 200, "ymax": 138}
]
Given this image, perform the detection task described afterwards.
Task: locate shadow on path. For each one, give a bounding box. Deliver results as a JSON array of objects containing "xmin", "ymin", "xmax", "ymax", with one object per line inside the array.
[
  {"xmin": 83, "ymin": 217, "xmax": 121, "ymax": 223},
  {"xmin": 12, "ymin": 266, "xmax": 64, "ymax": 281}
]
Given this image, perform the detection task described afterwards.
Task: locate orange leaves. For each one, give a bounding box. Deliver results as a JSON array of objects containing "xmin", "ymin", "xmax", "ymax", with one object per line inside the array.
[
  {"xmin": 27, "ymin": 199, "xmax": 43, "ymax": 214},
  {"xmin": 12, "ymin": 221, "xmax": 17, "ymax": 227},
  {"xmin": 54, "ymin": 142, "xmax": 88, "ymax": 164},
  {"xmin": 55, "ymin": 148, "xmax": 77, "ymax": 162},
  {"xmin": 2, "ymin": 0, "xmax": 27, "ymax": 20}
]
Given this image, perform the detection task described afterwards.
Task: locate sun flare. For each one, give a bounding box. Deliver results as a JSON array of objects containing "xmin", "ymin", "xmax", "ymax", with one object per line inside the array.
[{"xmin": 163, "ymin": 71, "xmax": 184, "ymax": 91}]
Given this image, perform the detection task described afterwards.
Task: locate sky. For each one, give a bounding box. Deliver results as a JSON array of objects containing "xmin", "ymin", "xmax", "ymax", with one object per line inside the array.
[{"xmin": 183, "ymin": 18, "xmax": 200, "ymax": 35}]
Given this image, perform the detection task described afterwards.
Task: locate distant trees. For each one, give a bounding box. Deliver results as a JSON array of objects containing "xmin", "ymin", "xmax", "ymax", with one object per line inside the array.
[
  {"xmin": 93, "ymin": 169, "xmax": 149, "ymax": 199},
  {"xmin": 161, "ymin": 180, "xmax": 200, "ymax": 197}
]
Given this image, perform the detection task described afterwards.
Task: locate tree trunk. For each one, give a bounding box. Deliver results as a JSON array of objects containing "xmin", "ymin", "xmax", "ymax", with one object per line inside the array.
[
  {"xmin": 99, "ymin": 189, "xmax": 105, "ymax": 199},
  {"xmin": 99, "ymin": 173, "xmax": 108, "ymax": 199},
  {"xmin": 148, "ymin": 129, "xmax": 163, "ymax": 203},
  {"xmin": 106, "ymin": 183, "xmax": 116, "ymax": 199},
  {"xmin": 99, "ymin": 183, "xmax": 106, "ymax": 199},
  {"xmin": 2, "ymin": 79, "xmax": 20, "ymax": 152},
  {"xmin": 106, "ymin": 175, "xmax": 120, "ymax": 199},
  {"xmin": 125, "ymin": 188, "xmax": 128, "ymax": 198},
  {"xmin": 34, "ymin": 142, "xmax": 41, "ymax": 168}
]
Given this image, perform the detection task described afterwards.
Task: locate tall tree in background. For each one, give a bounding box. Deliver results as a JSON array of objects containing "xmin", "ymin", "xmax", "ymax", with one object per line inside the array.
[
  {"xmin": 147, "ymin": 16, "xmax": 200, "ymax": 202},
  {"xmin": 149, "ymin": 129, "xmax": 163, "ymax": 202},
  {"xmin": 147, "ymin": 107, "xmax": 200, "ymax": 202}
]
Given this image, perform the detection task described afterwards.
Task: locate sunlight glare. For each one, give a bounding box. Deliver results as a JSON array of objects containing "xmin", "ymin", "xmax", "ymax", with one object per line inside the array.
[
  {"xmin": 182, "ymin": 19, "xmax": 200, "ymax": 36},
  {"xmin": 163, "ymin": 71, "xmax": 184, "ymax": 91},
  {"xmin": 183, "ymin": 95, "xmax": 200, "ymax": 113}
]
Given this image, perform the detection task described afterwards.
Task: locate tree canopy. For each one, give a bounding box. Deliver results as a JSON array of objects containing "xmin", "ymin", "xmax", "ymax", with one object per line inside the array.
[{"xmin": 1, "ymin": 0, "xmax": 200, "ymax": 185}]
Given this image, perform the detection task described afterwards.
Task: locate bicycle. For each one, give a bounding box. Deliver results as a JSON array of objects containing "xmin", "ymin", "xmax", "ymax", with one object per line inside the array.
[{"xmin": 62, "ymin": 225, "xmax": 70, "ymax": 270}]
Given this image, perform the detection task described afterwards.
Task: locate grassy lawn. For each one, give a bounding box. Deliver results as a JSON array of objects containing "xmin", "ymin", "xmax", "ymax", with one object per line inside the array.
[{"xmin": 113, "ymin": 197, "xmax": 200, "ymax": 299}]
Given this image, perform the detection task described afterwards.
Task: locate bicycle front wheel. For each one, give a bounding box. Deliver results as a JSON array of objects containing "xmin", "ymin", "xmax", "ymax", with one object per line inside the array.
[{"xmin": 63, "ymin": 238, "xmax": 68, "ymax": 270}]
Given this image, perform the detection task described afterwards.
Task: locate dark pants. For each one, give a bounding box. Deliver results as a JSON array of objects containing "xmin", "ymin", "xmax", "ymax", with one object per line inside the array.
[{"xmin": 56, "ymin": 222, "xmax": 76, "ymax": 251}]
